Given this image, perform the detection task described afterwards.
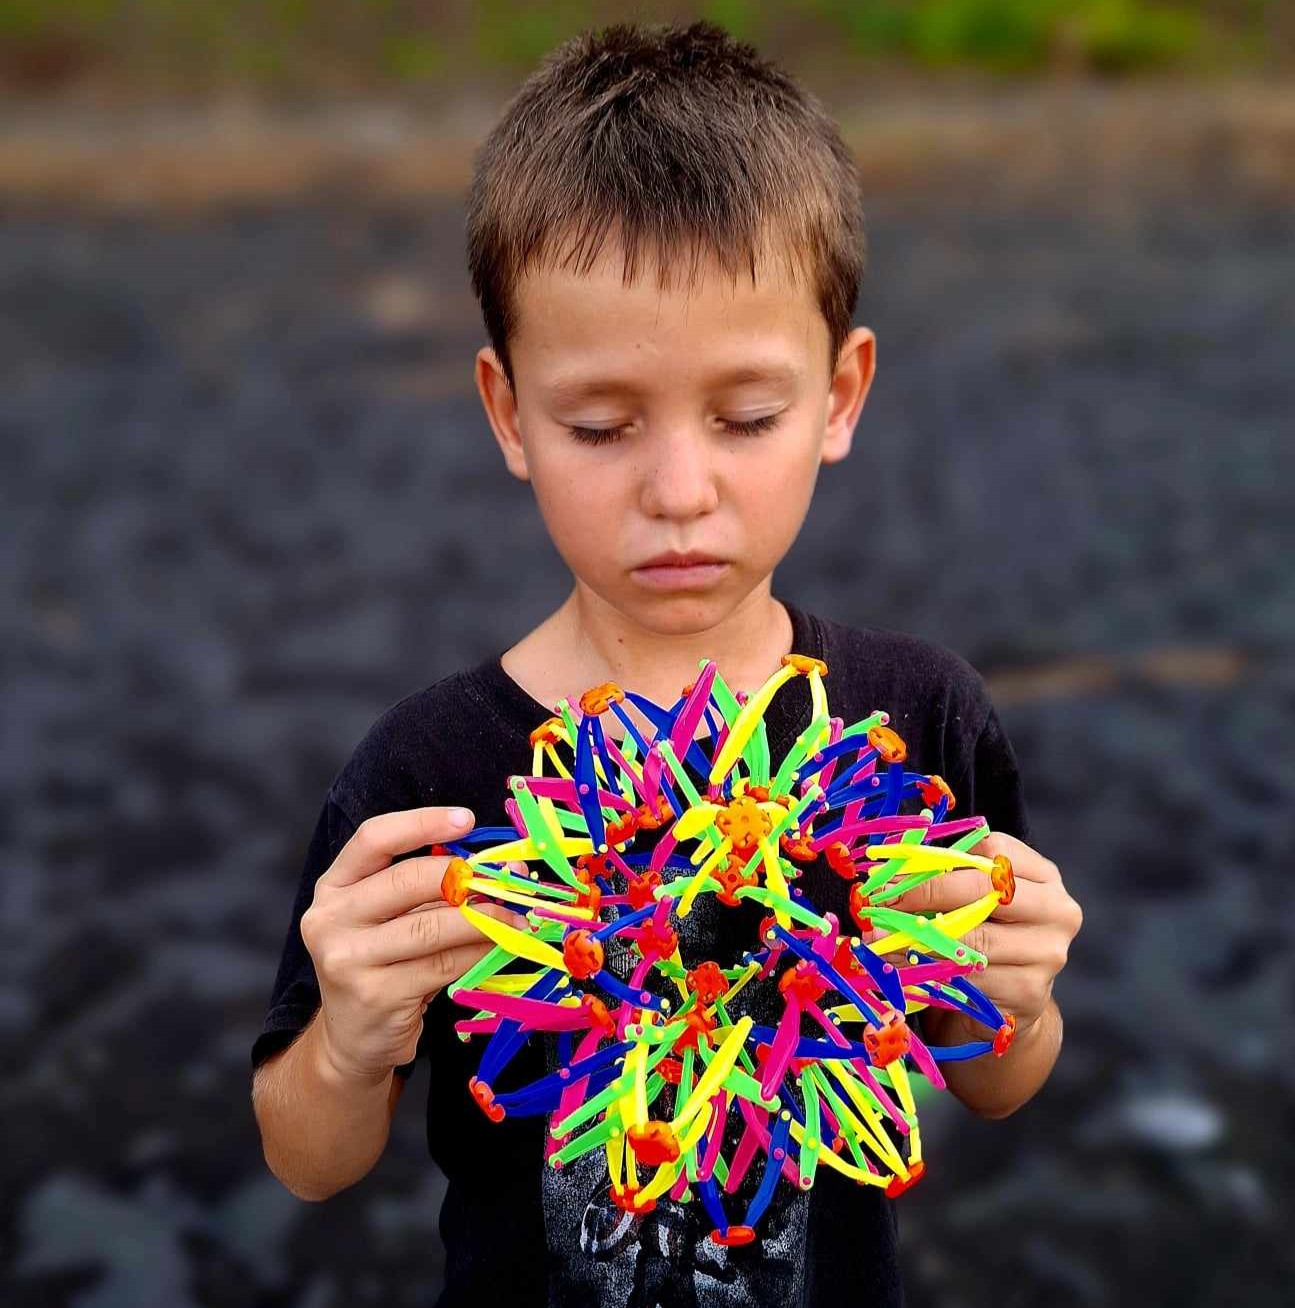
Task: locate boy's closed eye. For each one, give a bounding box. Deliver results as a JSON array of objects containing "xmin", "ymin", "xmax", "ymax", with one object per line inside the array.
[{"xmin": 564, "ymin": 411, "xmax": 785, "ymax": 445}]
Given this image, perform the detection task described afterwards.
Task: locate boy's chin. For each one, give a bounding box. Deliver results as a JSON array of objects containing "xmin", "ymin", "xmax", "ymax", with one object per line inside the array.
[{"xmin": 597, "ymin": 586, "xmax": 767, "ymax": 636}]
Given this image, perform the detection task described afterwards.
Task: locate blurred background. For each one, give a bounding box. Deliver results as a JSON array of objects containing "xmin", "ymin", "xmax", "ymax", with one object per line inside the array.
[{"xmin": 2, "ymin": 3, "xmax": 1292, "ymax": 1305}]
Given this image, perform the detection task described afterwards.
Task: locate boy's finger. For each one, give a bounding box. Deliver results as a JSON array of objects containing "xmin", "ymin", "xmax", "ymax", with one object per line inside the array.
[
  {"xmin": 347, "ymin": 852, "xmax": 473, "ymax": 922},
  {"xmin": 882, "ymin": 868, "xmax": 991, "ymax": 914},
  {"xmin": 323, "ymin": 806, "xmax": 475, "ymax": 888},
  {"xmin": 970, "ymin": 831, "xmax": 1057, "ymax": 883},
  {"xmin": 361, "ymin": 901, "xmax": 525, "ymax": 966},
  {"xmin": 381, "ymin": 939, "xmax": 497, "ymax": 1005},
  {"xmin": 385, "ymin": 918, "xmax": 521, "ymax": 1002},
  {"xmin": 861, "ymin": 920, "xmax": 1028, "ymax": 966},
  {"xmin": 884, "ymin": 868, "xmax": 1028, "ymax": 921}
]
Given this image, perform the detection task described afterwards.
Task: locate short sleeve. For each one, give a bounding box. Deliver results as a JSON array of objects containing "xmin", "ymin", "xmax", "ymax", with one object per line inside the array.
[
  {"xmin": 965, "ymin": 702, "xmax": 1031, "ymax": 843},
  {"xmin": 250, "ymin": 792, "xmax": 421, "ymax": 1080}
]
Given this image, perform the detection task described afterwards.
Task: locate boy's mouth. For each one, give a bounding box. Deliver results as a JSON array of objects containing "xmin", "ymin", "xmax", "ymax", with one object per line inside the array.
[
  {"xmin": 635, "ymin": 550, "xmax": 727, "ymax": 569},
  {"xmin": 631, "ymin": 557, "xmax": 730, "ymax": 589}
]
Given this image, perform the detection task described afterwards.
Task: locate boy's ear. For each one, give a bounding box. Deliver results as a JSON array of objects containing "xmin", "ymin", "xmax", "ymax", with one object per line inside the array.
[
  {"xmin": 475, "ymin": 347, "xmax": 531, "ymax": 482},
  {"xmin": 821, "ymin": 326, "xmax": 876, "ymax": 466}
]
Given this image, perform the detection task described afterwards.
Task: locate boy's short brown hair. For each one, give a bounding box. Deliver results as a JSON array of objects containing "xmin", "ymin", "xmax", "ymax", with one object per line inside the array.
[{"xmin": 466, "ymin": 20, "xmax": 866, "ymax": 387}]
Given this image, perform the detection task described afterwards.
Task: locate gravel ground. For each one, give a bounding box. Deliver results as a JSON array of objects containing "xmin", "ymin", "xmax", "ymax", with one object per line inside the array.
[{"xmin": 2, "ymin": 92, "xmax": 1292, "ymax": 1307}]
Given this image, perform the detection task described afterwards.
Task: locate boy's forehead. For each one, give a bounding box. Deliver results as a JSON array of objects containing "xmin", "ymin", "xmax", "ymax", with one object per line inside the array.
[{"xmin": 510, "ymin": 237, "xmax": 826, "ymax": 379}]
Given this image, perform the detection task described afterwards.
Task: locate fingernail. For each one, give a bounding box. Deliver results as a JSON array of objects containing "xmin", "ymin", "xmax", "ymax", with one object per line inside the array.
[{"xmin": 449, "ymin": 807, "xmax": 473, "ymax": 829}]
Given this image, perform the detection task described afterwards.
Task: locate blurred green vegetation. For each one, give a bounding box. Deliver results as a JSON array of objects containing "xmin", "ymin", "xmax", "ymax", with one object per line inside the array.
[{"xmin": 0, "ymin": 0, "xmax": 1285, "ymax": 95}]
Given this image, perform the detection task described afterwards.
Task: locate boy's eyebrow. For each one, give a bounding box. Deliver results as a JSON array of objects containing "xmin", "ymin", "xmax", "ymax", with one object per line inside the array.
[{"xmin": 546, "ymin": 362, "xmax": 800, "ymax": 404}]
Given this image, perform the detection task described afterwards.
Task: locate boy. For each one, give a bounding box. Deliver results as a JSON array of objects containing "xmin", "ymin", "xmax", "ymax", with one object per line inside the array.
[{"xmin": 251, "ymin": 21, "xmax": 1082, "ymax": 1308}]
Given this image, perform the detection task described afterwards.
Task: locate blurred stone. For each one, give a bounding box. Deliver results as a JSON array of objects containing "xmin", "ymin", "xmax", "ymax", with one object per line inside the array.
[{"xmin": 1080, "ymin": 1089, "xmax": 1226, "ymax": 1153}]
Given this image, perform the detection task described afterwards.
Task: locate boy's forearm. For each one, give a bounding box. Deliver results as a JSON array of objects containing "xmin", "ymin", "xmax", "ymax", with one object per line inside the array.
[
  {"xmin": 251, "ymin": 1008, "xmax": 397, "ymax": 1201},
  {"xmin": 921, "ymin": 997, "xmax": 1062, "ymax": 1120}
]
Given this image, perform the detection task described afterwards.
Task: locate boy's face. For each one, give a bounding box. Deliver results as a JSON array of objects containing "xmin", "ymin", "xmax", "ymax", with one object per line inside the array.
[{"xmin": 476, "ymin": 239, "xmax": 875, "ymax": 635}]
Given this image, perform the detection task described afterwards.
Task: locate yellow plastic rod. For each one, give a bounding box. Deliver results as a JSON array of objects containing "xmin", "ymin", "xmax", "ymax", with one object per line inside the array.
[{"xmin": 460, "ymin": 904, "xmax": 568, "ymax": 973}]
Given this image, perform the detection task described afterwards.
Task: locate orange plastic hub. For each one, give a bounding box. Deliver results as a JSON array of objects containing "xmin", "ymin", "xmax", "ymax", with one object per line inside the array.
[
  {"xmin": 581, "ymin": 993, "xmax": 614, "ymax": 1034},
  {"xmin": 441, "ymin": 858, "xmax": 474, "ymax": 907},
  {"xmin": 563, "ymin": 929, "xmax": 604, "ymax": 980},
  {"xmin": 990, "ymin": 854, "xmax": 1016, "ymax": 906},
  {"xmin": 575, "ymin": 851, "xmax": 614, "ymax": 883},
  {"xmin": 528, "ymin": 716, "xmax": 566, "ymax": 747},
  {"xmin": 579, "ymin": 682, "xmax": 625, "ymax": 715},
  {"xmin": 635, "ymin": 793, "xmax": 675, "ymax": 830},
  {"xmin": 716, "ymin": 794, "xmax": 772, "ymax": 857},
  {"xmin": 781, "ymin": 653, "xmax": 828, "ymax": 677},
  {"xmin": 779, "ymin": 827, "xmax": 817, "ymax": 861},
  {"xmin": 867, "ymin": 725, "xmax": 908, "ymax": 765},
  {"xmin": 713, "ymin": 859, "xmax": 759, "ymax": 907},
  {"xmin": 657, "ymin": 1056, "xmax": 683, "ymax": 1084},
  {"xmin": 832, "ymin": 937, "xmax": 866, "ymax": 978}
]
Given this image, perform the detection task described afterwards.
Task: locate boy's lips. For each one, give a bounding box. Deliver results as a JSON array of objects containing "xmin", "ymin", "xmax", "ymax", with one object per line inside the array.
[
  {"xmin": 630, "ymin": 554, "xmax": 730, "ymax": 590},
  {"xmin": 637, "ymin": 550, "xmax": 727, "ymax": 568}
]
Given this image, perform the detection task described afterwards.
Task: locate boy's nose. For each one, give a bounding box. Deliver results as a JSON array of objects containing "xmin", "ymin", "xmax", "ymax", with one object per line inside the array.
[{"xmin": 638, "ymin": 429, "xmax": 721, "ymax": 520}]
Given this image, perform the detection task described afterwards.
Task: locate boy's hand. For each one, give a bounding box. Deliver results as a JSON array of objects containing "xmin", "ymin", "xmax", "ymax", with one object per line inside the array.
[
  {"xmin": 880, "ymin": 831, "xmax": 1083, "ymax": 1040},
  {"xmin": 300, "ymin": 806, "xmax": 521, "ymax": 1085}
]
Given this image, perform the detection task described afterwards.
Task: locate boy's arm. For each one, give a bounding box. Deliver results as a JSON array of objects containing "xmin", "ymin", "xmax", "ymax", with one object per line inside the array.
[{"xmin": 251, "ymin": 1007, "xmax": 404, "ymax": 1201}]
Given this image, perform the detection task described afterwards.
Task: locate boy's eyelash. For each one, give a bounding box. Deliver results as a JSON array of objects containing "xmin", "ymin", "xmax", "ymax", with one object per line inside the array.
[{"xmin": 565, "ymin": 413, "xmax": 782, "ymax": 446}]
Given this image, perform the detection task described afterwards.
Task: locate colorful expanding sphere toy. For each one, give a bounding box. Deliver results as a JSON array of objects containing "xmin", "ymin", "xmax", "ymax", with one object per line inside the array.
[{"xmin": 439, "ymin": 653, "xmax": 1017, "ymax": 1246}]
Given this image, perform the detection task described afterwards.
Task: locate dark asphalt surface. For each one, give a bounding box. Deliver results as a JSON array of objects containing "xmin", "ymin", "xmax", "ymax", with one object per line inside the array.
[{"xmin": 2, "ymin": 116, "xmax": 1292, "ymax": 1307}]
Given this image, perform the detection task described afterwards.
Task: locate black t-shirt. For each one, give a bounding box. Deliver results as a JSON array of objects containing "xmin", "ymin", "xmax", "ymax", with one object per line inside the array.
[{"xmin": 252, "ymin": 598, "xmax": 1031, "ymax": 1307}]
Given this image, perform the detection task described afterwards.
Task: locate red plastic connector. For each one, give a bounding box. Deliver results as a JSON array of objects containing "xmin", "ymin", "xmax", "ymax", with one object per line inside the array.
[
  {"xmin": 627, "ymin": 1120, "xmax": 681, "ymax": 1167},
  {"xmin": 863, "ymin": 1011, "xmax": 911, "ymax": 1068},
  {"xmin": 686, "ymin": 960, "xmax": 728, "ymax": 1004},
  {"xmin": 849, "ymin": 882, "xmax": 874, "ymax": 933},
  {"xmin": 778, "ymin": 961, "xmax": 829, "ymax": 1006},
  {"xmin": 917, "ymin": 775, "xmax": 955, "ymax": 811},
  {"xmin": 710, "ymin": 1225, "xmax": 757, "ymax": 1246},
  {"xmin": 884, "ymin": 1161, "xmax": 926, "ymax": 1197},
  {"xmin": 468, "ymin": 1077, "xmax": 504, "ymax": 1122},
  {"xmin": 826, "ymin": 840, "xmax": 858, "ymax": 880},
  {"xmin": 674, "ymin": 1006, "xmax": 717, "ymax": 1053},
  {"xmin": 610, "ymin": 1185, "xmax": 655, "ymax": 1214},
  {"xmin": 623, "ymin": 869, "xmax": 661, "ymax": 910},
  {"xmin": 993, "ymin": 1014, "xmax": 1018, "ymax": 1056}
]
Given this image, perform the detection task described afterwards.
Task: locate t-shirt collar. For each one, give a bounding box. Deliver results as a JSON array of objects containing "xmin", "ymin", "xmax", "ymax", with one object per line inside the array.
[{"xmin": 466, "ymin": 595, "xmax": 825, "ymax": 761}]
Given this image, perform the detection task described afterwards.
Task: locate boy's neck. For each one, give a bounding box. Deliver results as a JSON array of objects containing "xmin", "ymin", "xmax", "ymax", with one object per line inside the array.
[{"xmin": 501, "ymin": 582, "xmax": 795, "ymax": 732}]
